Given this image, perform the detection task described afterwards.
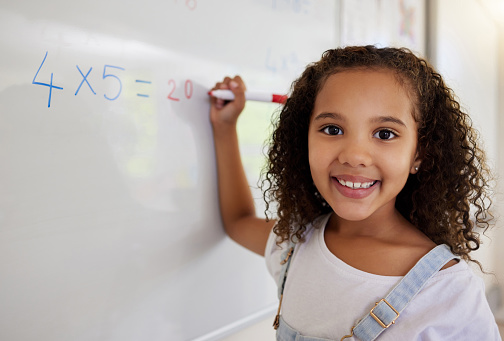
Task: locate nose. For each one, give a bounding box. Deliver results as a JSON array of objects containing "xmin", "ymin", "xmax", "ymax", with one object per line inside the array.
[{"xmin": 337, "ymin": 138, "xmax": 373, "ymax": 168}]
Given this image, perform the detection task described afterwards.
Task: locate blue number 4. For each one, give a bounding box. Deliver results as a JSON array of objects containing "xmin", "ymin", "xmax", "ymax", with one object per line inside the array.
[{"xmin": 32, "ymin": 51, "xmax": 64, "ymax": 108}]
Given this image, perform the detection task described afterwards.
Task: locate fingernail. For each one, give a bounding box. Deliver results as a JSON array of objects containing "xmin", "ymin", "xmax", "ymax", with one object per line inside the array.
[{"xmin": 230, "ymin": 81, "xmax": 238, "ymax": 89}]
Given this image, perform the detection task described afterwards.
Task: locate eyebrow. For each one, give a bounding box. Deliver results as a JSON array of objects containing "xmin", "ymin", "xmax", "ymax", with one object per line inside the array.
[
  {"xmin": 312, "ymin": 112, "xmax": 346, "ymax": 122},
  {"xmin": 370, "ymin": 116, "xmax": 407, "ymax": 127},
  {"xmin": 313, "ymin": 112, "xmax": 407, "ymax": 127}
]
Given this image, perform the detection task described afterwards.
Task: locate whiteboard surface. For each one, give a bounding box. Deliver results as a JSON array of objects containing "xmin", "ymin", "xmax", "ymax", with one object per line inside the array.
[
  {"xmin": 0, "ymin": 1, "xmax": 337, "ymax": 340},
  {"xmin": 340, "ymin": 0, "xmax": 426, "ymax": 55}
]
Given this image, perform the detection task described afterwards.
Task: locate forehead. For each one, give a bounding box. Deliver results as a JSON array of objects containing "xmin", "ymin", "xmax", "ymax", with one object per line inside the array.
[{"xmin": 313, "ymin": 69, "xmax": 416, "ymax": 122}]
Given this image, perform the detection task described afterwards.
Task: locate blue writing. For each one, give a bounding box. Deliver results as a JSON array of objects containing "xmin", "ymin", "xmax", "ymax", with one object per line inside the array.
[
  {"xmin": 272, "ymin": 0, "xmax": 310, "ymax": 14},
  {"xmin": 75, "ymin": 66, "xmax": 96, "ymax": 96},
  {"xmin": 103, "ymin": 65, "xmax": 125, "ymax": 101},
  {"xmin": 136, "ymin": 80, "xmax": 152, "ymax": 98},
  {"xmin": 265, "ymin": 47, "xmax": 300, "ymax": 74},
  {"xmin": 32, "ymin": 51, "xmax": 64, "ymax": 108},
  {"xmin": 265, "ymin": 47, "xmax": 277, "ymax": 73}
]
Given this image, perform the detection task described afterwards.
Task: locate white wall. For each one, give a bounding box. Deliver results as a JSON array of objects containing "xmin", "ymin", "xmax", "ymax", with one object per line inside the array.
[
  {"xmin": 495, "ymin": 7, "xmax": 504, "ymax": 321},
  {"xmin": 432, "ymin": 0, "xmax": 500, "ymax": 290}
]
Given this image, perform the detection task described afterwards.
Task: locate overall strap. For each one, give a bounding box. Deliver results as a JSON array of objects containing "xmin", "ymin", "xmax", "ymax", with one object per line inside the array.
[
  {"xmin": 352, "ymin": 244, "xmax": 459, "ymax": 341},
  {"xmin": 277, "ymin": 240, "xmax": 296, "ymax": 298},
  {"xmin": 273, "ymin": 240, "xmax": 296, "ymax": 329}
]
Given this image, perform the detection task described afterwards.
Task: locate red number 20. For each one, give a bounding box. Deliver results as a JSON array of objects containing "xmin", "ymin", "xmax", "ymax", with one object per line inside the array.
[{"xmin": 167, "ymin": 79, "xmax": 193, "ymax": 101}]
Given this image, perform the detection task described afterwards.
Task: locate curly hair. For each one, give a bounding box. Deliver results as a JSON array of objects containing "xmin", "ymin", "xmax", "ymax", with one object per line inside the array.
[{"xmin": 261, "ymin": 45, "xmax": 493, "ymax": 265}]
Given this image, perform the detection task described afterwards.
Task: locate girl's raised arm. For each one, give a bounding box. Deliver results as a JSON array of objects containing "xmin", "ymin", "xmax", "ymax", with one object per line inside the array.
[{"xmin": 210, "ymin": 76, "xmax": 275, "ymax": 256}]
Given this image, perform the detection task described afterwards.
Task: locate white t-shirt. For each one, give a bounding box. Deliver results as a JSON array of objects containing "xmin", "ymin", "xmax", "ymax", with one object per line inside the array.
[{"xmin": 265, "ymin": 214, "xmax": 502, "ymax": 340}]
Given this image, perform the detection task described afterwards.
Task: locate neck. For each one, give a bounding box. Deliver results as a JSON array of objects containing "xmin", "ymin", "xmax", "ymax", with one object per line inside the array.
[{"xmin": 328, "ymin": 206, "xmax": 409, "ymax": 239}]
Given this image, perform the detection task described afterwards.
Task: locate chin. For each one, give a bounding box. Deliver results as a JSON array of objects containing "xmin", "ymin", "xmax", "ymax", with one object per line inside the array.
[{"xmin": 329, "ymin": 205, "xmax": 373, "ymax": 222}]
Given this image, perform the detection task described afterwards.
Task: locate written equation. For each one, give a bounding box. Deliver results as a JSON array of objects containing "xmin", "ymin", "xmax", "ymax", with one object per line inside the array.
[
  {"xmin": 271, "ymin": 0, "xmax": 312, "ymax": 14},
  {"xmin": 32, "ymin": 52, "xmax": 194, "ymax": 108},
  {"xmin": 174, "ymin": 0, "xmax": 197, "ymax": 11}
]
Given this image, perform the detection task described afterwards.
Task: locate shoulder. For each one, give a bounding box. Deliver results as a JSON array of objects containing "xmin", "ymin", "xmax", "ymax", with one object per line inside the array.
[
  {"xmin": 404, "ymin": 262, "xmax": 501, "ymax": 340},
  {"xmin": 264, "ymin": 214, "xmax": 329, "ymax": 282},
  {"xmin": 425, "ymin": 259, "xmax": 484, "ymax": 299}
]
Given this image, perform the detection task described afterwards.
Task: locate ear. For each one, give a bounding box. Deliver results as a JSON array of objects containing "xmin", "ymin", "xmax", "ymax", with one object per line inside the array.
[{"xmin": 410, "ymin": 152, "xmax": 422, "ymax": 174}]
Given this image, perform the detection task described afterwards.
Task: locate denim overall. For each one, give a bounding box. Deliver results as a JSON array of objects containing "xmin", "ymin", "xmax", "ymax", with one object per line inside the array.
[{"xmin": 273, "ymin": 243, "xmax": 458, "ymax": 341}]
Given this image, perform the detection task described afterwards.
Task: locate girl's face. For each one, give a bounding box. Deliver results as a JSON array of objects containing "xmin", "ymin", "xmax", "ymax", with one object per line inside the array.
[{"xmin": 308, "ymin": 69, "xmax": 421, "ymax": 223}]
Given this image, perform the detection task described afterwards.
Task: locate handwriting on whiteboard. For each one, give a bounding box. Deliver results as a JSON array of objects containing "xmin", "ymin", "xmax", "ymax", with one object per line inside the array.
[
  {"xmin": 265, "ymin": 47, "xmax": 301, "ymax": 74},
  {"xmin": 271, "ymin": 0, "xmax": 312, "ymax": 14},
  {"xmin": 32, "ymin": 52, "xmax": 194, "ymax": 108},
  {"xmin": 174, "ymin": 0, "xmax": 197, "ymax": 11}
]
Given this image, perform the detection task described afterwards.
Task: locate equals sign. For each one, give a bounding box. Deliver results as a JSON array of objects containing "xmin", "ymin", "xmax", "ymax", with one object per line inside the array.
[{"xmin": 136, "ymin": 80, "xmax": 152, "ymax": 97}]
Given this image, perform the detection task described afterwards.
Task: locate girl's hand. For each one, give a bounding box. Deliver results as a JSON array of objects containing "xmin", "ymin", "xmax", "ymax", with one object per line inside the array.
[{"xmin": 210, "ymin": 76, "xmax": 246, "ymax": 127}]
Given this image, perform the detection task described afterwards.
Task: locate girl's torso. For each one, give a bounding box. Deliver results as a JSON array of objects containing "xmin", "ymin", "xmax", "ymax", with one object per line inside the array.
[{"xmin": 265, "ymin": 214, "xmax": 500, "ymax": 340}]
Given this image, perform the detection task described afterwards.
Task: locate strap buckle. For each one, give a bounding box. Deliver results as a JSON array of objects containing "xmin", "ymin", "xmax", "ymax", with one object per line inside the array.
[
  {"xmin": 280, "ymin": 247, "xmax": 294, "ymax": 265},
  {"xmin": 369, "ymin": 299, "xmax": 400, "ymax": 328}
]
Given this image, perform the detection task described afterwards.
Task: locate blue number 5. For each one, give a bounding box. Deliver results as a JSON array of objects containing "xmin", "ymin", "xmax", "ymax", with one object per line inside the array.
[{"xmin": 103, "ymin": 65, "xmax": 125, "ymax": 101}]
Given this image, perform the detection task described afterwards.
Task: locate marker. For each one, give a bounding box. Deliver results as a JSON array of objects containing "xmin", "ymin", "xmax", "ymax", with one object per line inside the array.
[{"xmin": 208, "ymin": 89, "xmax": 288, "ymax": 104}]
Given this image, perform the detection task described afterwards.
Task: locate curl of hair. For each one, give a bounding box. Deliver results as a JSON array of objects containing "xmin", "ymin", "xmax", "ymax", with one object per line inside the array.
[{"xmin": 261, "ymin": 46, "xmax": 493, "ymax": 267}]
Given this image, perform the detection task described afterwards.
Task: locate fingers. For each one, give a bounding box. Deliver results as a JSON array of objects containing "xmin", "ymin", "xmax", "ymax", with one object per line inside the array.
[
  {"xmin": 211, "ymin": 75, "xmax": 246, "ymax": 111},
  {"xmin": 229, "ymin": 75, "xmax": 246, "ymax": 91},
  {"xmin": 211, "ymin": 77, "xmax": 230, "ymax": 110},
  {"xmin": 211, "ymin": 79, "xmax": 227, "ymax": 109},
  {"xmin": 228, "ymin": 76, "xmax": 246, "ymax": 109},
  {"xmin": 211, "ymin": 76, "xmax": 246, "ymax": 93}
]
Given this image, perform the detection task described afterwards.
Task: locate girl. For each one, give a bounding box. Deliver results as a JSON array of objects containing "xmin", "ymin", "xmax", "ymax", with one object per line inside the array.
[{"xmin": 209, "ymin": 46, "xmax": 501, "ymax": 340}]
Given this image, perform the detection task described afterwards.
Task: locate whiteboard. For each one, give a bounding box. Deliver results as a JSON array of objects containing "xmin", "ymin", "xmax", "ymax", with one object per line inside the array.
[
  {"xmin": 340, "ymin": 0, "xmax": 426, "ymax": 56},
  {"xmin": 0, "ymin": 1, "xmax": 337, "ymax": 340}
]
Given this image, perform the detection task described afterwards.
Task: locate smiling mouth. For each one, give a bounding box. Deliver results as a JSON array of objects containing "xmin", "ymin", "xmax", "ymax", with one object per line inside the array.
[{"xmin": 335, "ymin": 178, "xmax": 378, "ymax": 189}]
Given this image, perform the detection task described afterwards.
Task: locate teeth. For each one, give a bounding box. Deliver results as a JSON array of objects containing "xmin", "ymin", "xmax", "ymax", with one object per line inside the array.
[{"xmin": 338, "ymin": 178, "xmax": 375, "ymax": 189}]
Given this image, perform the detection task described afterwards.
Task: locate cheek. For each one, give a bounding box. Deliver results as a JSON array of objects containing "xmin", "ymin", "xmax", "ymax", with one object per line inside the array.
[
  {"xmin": 308, "ymin": 140, "xmax": 330, "ymax": 170},
  {"xmin": 307, "ymin": 134, "xmax": 320, "ymax": 171},
  {"xmin": 308, "ymin": 152, "xmax": 322, "ymax": 180},
  {"xmin": 308, "ymin": 145, "xmax": 329, "ymax": 189},
  {"xmin": 381, "ymin": 147, "xmax": 417, "ymax": 179}
]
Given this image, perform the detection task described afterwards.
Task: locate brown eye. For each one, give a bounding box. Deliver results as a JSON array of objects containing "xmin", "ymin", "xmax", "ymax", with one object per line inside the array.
[
  {"xmin": 374, "ymin": 129, "xmax": 396, "ymax": 140},
  {"xmin": 322, "ymin": 125, "xmax": 342, "ymax": 136}
]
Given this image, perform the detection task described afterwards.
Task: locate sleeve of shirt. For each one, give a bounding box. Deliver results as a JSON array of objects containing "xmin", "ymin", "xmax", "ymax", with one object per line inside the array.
[
  {"xmin": 413, "ymin": 266, "xmax": 502, "ymax": 340},
  {"xmin": 264, "ymin": 227, "xmax": 286, "ymax": 288},
  {"xmin": 445, "ymin": 275, "xmax": 502, "ymax": 341},
  {"xmin": 264, "ymin": 217, "xmax": 320, "ymax": 290}
]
